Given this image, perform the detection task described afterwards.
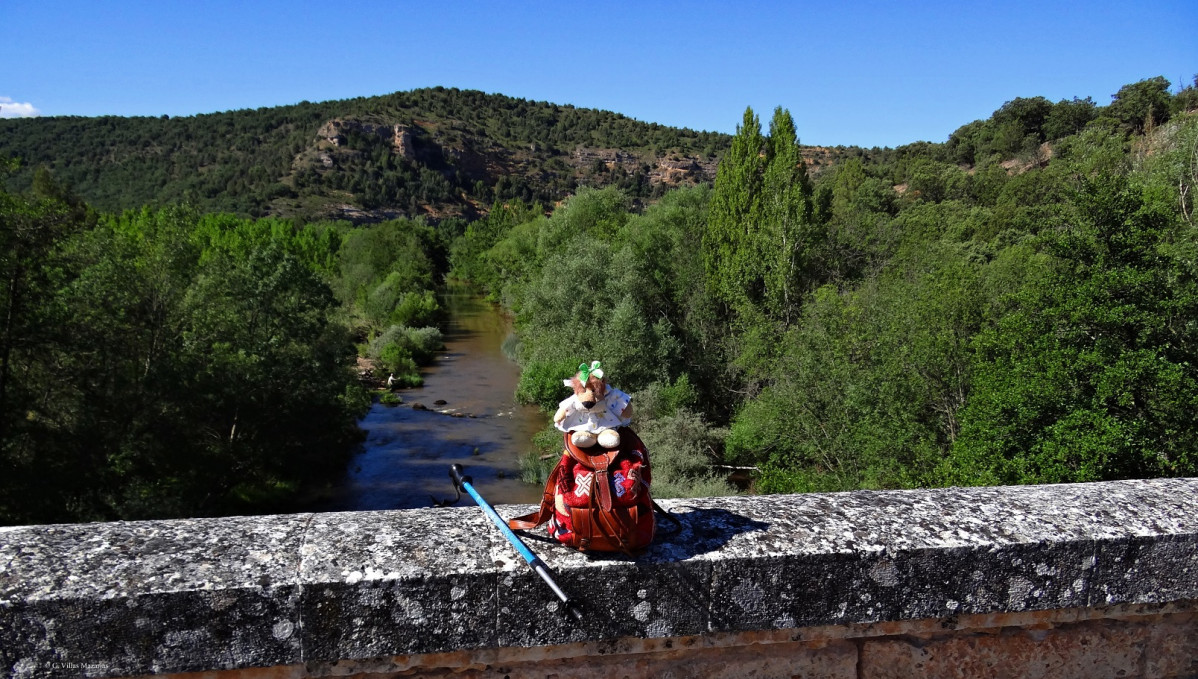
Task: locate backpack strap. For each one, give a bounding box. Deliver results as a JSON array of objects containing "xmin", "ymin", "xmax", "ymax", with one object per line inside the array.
[
  {"xmin": 591, "ymin": 452, "xmax": 616, "ymax": 512},
  {"xmin": 507, "ymin": 459, "xmax": 563, "ymax": 530},
  {"xmin": 651, "ymin": 499, "xmax": 683, "ymax": 536}
]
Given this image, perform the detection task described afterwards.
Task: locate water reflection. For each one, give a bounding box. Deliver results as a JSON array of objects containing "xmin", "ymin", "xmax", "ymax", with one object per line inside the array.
[{"xmin": 313, "ymin": 288, "xmax": 546, "ymax": 511}]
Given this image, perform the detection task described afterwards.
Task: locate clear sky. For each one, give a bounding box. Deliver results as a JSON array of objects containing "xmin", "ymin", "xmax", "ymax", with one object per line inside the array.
[{"xmin": 2, "ymin": 0, "xmax": 1195, "ymax": 148}]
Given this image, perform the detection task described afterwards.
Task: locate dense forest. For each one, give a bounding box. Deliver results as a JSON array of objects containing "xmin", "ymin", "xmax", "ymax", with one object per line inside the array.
[
  {"xmin": 453, "ymin": 75, "xmax": 1198, "ymax": 496},
  {"xmin": 0, "ymin": 161, "xmax": 458, "ymax": 524},
  {"xmin": 1, "ymin": 75, "xmax": 1196, "ymax": 524},
  {"xmin": 0, "ymin": 88, "xmax": 734, "ymax": 223}
]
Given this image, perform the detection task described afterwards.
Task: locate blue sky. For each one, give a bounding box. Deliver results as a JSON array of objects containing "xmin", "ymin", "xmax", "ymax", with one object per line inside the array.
[{"xmin": 2, "ymin": 1, "xmax": 1195, "ymax": 148}]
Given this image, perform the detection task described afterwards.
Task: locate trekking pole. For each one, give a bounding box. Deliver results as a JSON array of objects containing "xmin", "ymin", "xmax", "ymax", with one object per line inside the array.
[{"xmin": 448, "ymin": 464, "xmax": 584, "ymax": 622}]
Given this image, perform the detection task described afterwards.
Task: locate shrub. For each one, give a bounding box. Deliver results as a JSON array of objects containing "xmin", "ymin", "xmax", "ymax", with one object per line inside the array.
[
  {"xmin": 651, "ymin": 473, "xmax": 739, "ymax": 499},
  {"xmin": 514, "ymin": 358, "xmax": 576, "ymax": 410},
  {"xmin": 519, "ymin": 425, "xmax": 566, "ymax": 485},
  {"xmin": 377, "ymin": 343, "xmax": 422, "ymax": 387},
  {"xmin": 633, "ymin": 375, "xmax": 697, "ymax": 420},
  {"xmin": 392, "ymin": 290, "xmax": 443, "ymax": 327},
  {"xmin": 340, "ymin": 384, "xmax": 373, "ymax": 417},
  {"xmin": 368, "ymin": 325, "xmax": 444, "ymax": 366},
  {"xmin": 403, "ymin": 326, "xmax": 445, "ymax": 363},
  {"xmin": 635, "ymin": 405, "xmax": 735, "ymax": 499}
]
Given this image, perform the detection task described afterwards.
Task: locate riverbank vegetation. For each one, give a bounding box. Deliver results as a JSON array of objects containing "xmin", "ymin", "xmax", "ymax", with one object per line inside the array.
[
  {"xmin": 456, "ymin": 76, "xmax": 1198, "ymax": 497},
  {"xmin": 330, "ymin": 217, "xmax": 455, "ymax": 386},
  {"xmin": 0, "ymin": 165, "xmax": 451, "ymax": 525}
]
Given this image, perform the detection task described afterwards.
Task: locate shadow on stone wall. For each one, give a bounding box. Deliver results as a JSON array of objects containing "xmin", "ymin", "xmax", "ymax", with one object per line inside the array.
[
  {"xmin": 502, "ymin": 507, "xmax": 771, "ymax": 642},
  {"xmin": 519, "ymin": 506, "xmax": 770, "ymax": 563},
  {"xmin": 657, "ymin": 506, "xmax": 771, "ymax": 559}
]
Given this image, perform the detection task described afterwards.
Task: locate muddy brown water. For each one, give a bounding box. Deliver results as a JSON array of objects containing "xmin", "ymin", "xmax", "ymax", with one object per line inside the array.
[{"xmin": 312, "ymin": 290, "xmax": 547, "ymax": 512}]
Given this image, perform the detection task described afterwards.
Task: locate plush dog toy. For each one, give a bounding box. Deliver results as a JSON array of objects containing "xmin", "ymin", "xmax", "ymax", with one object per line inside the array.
[{"xmin": 553, "ymin": 361, "xmax": 633, "ymax": 449}]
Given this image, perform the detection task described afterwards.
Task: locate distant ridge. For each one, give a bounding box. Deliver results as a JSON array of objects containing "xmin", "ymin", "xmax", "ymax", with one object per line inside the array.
[{"xmin": 0, "ymin": 88, "xmax": 752, "ymax": 222}]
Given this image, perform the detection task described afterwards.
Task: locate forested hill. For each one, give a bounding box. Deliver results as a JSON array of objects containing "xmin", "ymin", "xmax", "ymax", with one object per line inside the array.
[{"xmin": 0, "ymin": 88, "xmax": 757, "ymax": 222}]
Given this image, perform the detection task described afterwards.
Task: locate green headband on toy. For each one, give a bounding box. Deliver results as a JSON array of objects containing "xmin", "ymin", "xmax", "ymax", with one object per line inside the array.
[{"xmin": 577, "ymin": 360, "xmax": 604, "ymax": 382}]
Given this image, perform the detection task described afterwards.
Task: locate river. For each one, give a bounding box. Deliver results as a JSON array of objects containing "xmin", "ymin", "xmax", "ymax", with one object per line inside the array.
[{"xmin": 312, "ymin": 288, "xmax": 547, "ymax": 511}]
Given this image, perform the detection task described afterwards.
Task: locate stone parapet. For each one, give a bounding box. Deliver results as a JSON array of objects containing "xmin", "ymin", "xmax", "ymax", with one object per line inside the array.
[{"xmin": 2, "ymin": 479, "xmax": 1197, "ymax": 677}]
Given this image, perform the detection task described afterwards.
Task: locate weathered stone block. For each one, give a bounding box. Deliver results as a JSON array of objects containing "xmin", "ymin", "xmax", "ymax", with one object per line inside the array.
[
  {"xmin": 490, "ymin": 503, "xmax": 732, "ymax": 646},
  {"xmin": 360, "ymin": 638, "xmax": 860, "ymax": 679},
  {"xmin": 858, "ymin": 612, "xmax": 1198, "ymax": 679},
  {"xmin": 0, "ymin": 514, "xmax": 310, "ymax": 677},
  {"xmin": 298, "ymin": 509, "xmax": 498, "ymax": 659}
]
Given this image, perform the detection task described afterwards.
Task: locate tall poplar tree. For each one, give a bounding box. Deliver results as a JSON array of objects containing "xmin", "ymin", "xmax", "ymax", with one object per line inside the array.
[
  {"xmin": 703, "ymin": 107, "xmax": 765, "ymax": 309},
  {"xmin": 761, "ymin": 107, "xmax": 814, "ymax": 324}
]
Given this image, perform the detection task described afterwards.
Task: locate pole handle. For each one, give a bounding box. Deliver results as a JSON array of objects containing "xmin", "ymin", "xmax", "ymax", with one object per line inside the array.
[{"xmin": 449, "ymin": 463, "xmax": 472, "ymax": 492}]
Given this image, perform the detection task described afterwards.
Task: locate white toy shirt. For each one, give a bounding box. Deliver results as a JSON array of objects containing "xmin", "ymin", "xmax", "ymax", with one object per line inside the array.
[{"xmin": 554, "ymin": 387, "xmax": 632, "ymax": 434}]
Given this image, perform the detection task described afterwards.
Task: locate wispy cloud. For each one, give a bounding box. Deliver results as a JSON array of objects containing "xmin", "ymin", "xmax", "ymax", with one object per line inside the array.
[{"xmin": 0, "ymin": 97, "xmax": 41, "ymax": 118}]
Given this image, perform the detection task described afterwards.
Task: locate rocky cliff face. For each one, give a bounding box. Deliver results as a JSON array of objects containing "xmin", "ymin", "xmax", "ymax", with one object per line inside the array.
[
  {"xmin": 316, "ymin": 119, "xmax": 417, "ymax": 159},
  {"xmin": 573, "ymin": 148, "xmax": 719, "ymax": 186},
  {"xmin": 285, "ymin": 117, "xmax": 725, "ymax": 223},
  {"xmin": 272, "ymin": 89, "xmax": 843, "ymax": 225}
]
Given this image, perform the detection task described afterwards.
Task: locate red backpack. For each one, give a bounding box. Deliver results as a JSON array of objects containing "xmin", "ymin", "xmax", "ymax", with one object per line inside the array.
[{"xmin": 509, "ymin": 427, "xmax": 671, "ymax": 554}]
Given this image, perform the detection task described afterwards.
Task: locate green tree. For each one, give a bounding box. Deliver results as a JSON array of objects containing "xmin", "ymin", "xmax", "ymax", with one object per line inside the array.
[
  {"xmin": 0, "ymin": 194, "xmax": 73, "ymax": 435},
  {"xmin": 1043, "ymin": 97, "xmax": 1098, "ymax": 140},
  {"xmin": 991, "ymin": 96, "xmax": 1054, "ymax": 154},
  {"xmin": 0, "ymin": 200, "xmax": 364, "ymax": 525},
  {"xmin": 180, "ymin": 239, "xmax": 354, "ymax": 489},
  {"xmin": 1109, "ymin": 76, "xmax": 1173, "ymax": 134},
  {"xmin": 761, "ymin": 107, "xmax": 814, "ymax": 323},
  {"xmin": 728, "ymin": 242, "xmax": 986, "ymax": 492},
  {"xmin": 334, "ymin": 218, "xmax": 445, "ymax": 330},
  {"xmin": 949, "ymin": 173, "xmax": 1198, "ymax": 485},
  {"xmin": 1174, "ymin": 75, "xmax": 1198, "ymax": 114},
  {"xmin": 703, "ymin": 107, "xmax": 766, "ymax": 308},
  {"xmin": 0, "ymin": 175, "xmax": 93, "ymax": 521},
  {"xmin": 830, "ymin": 157, "xmax": 867, "ymax": 218}
]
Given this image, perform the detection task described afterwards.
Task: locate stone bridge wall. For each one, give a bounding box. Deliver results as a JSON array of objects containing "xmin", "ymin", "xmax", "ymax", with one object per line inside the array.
[{"xmin": 2, "ymin": 479, "xmax": 1197, "ymax": 678}]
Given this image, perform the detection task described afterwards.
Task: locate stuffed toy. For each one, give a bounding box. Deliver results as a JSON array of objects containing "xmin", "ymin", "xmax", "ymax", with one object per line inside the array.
[{"xmin": 553, "ymin": 361, "xmax": 633, "ymax": 449}]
